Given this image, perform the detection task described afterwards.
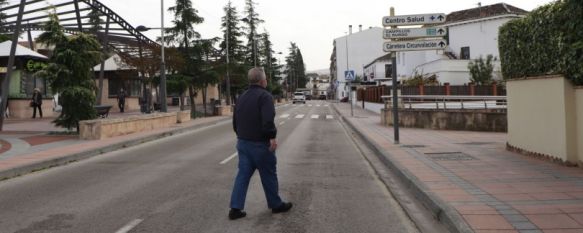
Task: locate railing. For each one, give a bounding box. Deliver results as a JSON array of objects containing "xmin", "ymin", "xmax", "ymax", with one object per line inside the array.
[{"xmin": 381, "ymin": 95, "xmax": 507, "ymax": 110}]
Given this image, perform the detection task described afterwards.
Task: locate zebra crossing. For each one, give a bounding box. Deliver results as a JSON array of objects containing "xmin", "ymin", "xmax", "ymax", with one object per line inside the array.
[{"xmin": 280, "ymin": 114, "xmax": 334, "ymax": 120}]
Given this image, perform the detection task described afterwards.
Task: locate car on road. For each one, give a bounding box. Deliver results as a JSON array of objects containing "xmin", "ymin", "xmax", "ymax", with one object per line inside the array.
[{"xmin": 293, "ymin": 92, "xmax": 306, "ymax": 104}]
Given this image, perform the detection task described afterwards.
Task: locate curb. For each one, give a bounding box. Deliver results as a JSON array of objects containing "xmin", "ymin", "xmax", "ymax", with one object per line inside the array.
[
  {"xmin": 331, "ymin": 104, "xmax": 474, "ymax": 233},
  {"xmin": 0, "ymin": 117, "xmax": 231, "ymax": 181}
]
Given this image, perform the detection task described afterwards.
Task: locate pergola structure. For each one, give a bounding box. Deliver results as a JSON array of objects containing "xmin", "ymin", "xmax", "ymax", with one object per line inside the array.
[{"xmin": 0, "ymin": 0, "xmax": 162, "ymax": 130}]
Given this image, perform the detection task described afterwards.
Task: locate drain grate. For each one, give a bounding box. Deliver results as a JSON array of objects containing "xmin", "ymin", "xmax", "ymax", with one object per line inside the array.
[
  {"xmin": 402, "ymin": 145, "xmax": 427, "ymax": 148},
  {"xmin": 425, "ymin": 152, "xmax": 477, "ymax": 161},
  {"xmin": 456, "ymin": 142, "xmax": 495, "ymax": 146}
]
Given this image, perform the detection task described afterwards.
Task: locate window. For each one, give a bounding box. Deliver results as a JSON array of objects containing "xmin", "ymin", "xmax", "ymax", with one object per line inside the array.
[
  {"xmin": 108, "ymin": 79, "xmax": 142, "ymax": 97},
  {"xmin": 461, "ymin": 47, "xmax": 470, "ymax": 60},
  {"xmin": 385, "ymin": 64, "xmax": 393, "ymax": 78}
]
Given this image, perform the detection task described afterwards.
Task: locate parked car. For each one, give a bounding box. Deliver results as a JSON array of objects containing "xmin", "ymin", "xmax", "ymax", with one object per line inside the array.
[
  {"xmin": 340, "ymin": 96, "xmax": 349, "ymax": 102},
  {"xmin": 319, "ymin": 95, "xmax": 327, "ymax": 100},
  {"xmin": 293, "ymin": 92, "xmax": 306, "ymax": 104}
]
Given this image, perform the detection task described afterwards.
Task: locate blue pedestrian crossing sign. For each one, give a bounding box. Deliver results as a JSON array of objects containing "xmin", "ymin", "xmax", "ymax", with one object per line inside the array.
[{"xmin": 345, "ymin": 70, "xmax": 356, "ymax": 81}]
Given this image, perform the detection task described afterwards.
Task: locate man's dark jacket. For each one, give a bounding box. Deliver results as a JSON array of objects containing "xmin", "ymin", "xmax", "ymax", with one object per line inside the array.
[{"xmin": 233, "ymin": 85, "xmax": 277, "ymax": 142}]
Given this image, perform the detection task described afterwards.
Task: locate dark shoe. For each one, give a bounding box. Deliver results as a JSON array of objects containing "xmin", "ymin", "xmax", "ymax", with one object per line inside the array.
[
  {"xmin": 272, "ymin": 202, "xmax": 293, "ymax": 214},
  {"xmin": 228, "ymin": 209, "xmax": 247, "ymax": 220}
]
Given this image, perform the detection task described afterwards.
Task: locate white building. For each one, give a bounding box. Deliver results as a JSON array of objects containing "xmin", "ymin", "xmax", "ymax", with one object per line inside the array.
[
  {"xmin": 363, "ymin": 54, "xmax": 393, "ymax": 85},
  {"xmin": 330, "ymin": 26, "xmax": 385, "ymax": 99},
  {"xmin": 393, "ymin": 3, "xmax": 527, "ymax": 85}
]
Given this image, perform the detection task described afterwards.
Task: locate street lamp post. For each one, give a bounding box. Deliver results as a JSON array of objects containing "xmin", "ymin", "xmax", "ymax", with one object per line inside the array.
[
  {"xmin": 159, "ymin": 0, "xmax": 168, "ymax": 112},
  {"xmin": 226, "ymin": 14, "xmax": 232, "ymax": 106},
  {"xmin": 136, "ymin": 1, "xmax": 167, "ymax": 112}
]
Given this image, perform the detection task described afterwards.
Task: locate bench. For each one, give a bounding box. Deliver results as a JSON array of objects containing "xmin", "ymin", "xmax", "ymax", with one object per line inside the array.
[{"xmin": 95, "ymin": 105, "xmax": 113, "ymax": 118}]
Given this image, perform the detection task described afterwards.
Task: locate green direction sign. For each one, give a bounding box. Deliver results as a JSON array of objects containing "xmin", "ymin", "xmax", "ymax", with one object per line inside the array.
[
  {"xmin": 383, "ymin": 39, "xmax": 447, "ymax": 52},
  {"xmin": 384, "ymin": 27, "xmax": 447, "ymax": 39},
  {"xmin": 383, "ymin": 13, "xmax": 446, "ymax": 27}
]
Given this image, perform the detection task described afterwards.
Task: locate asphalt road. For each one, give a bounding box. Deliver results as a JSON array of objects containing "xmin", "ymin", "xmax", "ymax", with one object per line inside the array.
[{"xmin": 0, "ymin": 101, "xmax": 419, "ymax": 233}]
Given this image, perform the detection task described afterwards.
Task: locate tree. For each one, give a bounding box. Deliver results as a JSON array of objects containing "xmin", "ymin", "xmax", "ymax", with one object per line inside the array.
[
  {"xmin": 87, "ymin": 9, "xmax": 103, "ymax": 34},
  {"xmin": 468, "ymin": 55, "xmax": 495, "ymax": 85},
  {"xmin": 220, "ymin": 1, "xmax": 246, "ymax": 103},
  {"xmin": 192, "ymin": 38, "xmax": 221, "ymax": 116},
  {"xmin": 295, "ymin": 48, "xmax": 307, "ymax": 89},
  {"xmin": 165, "ymin": 0, "xmax": 204, "ymax": 118},
  {"xmin": 259, "ymin": 31, "xmax": 280, "ymax": 93},
  {"xmin": 284, "ymin": 43, "xmax": 298, "ymax": 92},
  {"xmin": 35, "ymin": 13, "xmax": 101, "ymax": 131},
  {"xmin": 242, "ymin": 0, "xmax": 264, "ymax": 67},
  {"xmin": 284, "ymin": 42, "xmax": 306, "ymax": 92}
]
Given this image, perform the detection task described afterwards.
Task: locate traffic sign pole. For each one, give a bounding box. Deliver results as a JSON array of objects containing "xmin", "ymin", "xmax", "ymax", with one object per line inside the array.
[{"xmin": 390, "ymin": 7, "xmax": 400, "ymax": 145}]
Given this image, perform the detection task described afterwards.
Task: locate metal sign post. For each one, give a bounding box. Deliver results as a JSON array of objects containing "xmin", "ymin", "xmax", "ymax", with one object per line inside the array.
[
  {"xmin": 345, "ymin": 70, "xmax": 355, "ymax": 117},
  {"xmin": 382, "ymin": 8, "xmax": 447, "ymax": 144}
]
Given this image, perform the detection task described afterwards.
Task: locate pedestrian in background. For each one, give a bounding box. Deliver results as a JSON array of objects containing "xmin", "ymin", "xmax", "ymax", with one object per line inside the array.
[
  {"xmin": 228, "ymin": 68, "xmax": 293, "ymax": 220},
  {"xmin": 31, "ymin": 88, "xmax": 42, "ymax": 118},
  {"xmin": 118, "ymin": 88, "xmax": 126, "ymax": 113}
]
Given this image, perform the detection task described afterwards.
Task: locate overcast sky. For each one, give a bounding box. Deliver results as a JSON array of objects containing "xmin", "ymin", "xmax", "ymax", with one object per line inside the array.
[{"xmin": 21, "ymin": 0, "xmax": 555, "ymax": 71}]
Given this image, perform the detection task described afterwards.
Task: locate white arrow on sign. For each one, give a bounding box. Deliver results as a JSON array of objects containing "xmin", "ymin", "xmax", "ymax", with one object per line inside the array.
[
  {"xmin": 383, "ymin": 39, "xmax": 447, "ymax": 52},
  {"xmin": 383, "ymin": 13, "xmax": 446, "ymax": 27},
  {"xmin": 384, "ymin": 27, "xmax": 447, "ymax": 39}
]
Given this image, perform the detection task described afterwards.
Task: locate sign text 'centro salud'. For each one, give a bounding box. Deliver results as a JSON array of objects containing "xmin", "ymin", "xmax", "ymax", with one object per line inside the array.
[{"xmin": 382, "ymin": 13, "xmax": 446, "ymax": 27}]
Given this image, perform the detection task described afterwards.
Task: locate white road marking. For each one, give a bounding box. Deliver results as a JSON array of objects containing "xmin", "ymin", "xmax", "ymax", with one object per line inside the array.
[
  {"xmin": 326, "ymin": 115, "xmax": 334, "ymax": 119},
  {"xmin": 317, "ymin": 105, "xmax": 321, "ymax": 107},
  {"xmin": 325, "ymin": 105, "xmax": 330, "ymax": 107},
  {"xmin": 295, "ymin": 114, "xmax": 305, "ymax": 119},
  {"xmin": 280, "ymin": 114, "xmax": 290, "ymax": 118},
  {"xmin": 308, "ymin": 105, "xmax": 313, "ymax": 107},
  {"xmin": 115, "ymin": 219, "xmax": 144, "ymax": 233},
  {"xmin": 279, "ymin": 121, "xmax": 286, "ymax": 126},
  {"xmin": 220, "ymin": 152, "xmax": 238, "ymax": 165},
  {"xmin": 311, "ymin": 115, "xmax": 320, "ymax": 119}
]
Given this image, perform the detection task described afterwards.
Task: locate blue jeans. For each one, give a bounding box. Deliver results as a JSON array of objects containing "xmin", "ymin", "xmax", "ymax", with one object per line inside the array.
[{"xmin": 230, "ymin": 139, "xmax": 283, "ymax": 210}]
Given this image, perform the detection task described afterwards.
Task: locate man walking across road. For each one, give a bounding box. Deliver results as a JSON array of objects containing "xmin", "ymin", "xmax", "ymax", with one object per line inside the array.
[{"xmin": 229, "ymin": 68, "xmax": 293, "ymax": 220}]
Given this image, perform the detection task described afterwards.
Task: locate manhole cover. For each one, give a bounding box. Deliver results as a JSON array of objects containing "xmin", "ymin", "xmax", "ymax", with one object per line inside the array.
[
  {"xmin": 425, "ymin": 152, "xmax": 476, "ymax": 161},
  {"xmin": 402, "ymin": 145, "xmax": 426, "ymax": 148}
]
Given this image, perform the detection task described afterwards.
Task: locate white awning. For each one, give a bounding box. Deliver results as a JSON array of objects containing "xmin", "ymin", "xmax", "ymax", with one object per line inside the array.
[
  {"xmin": 93, "ymin": 54, "xmax": 136, "ymax": 71},
  {"xmin": 0, "ymin": 41, "xmax": 48, "ymax": 60}
]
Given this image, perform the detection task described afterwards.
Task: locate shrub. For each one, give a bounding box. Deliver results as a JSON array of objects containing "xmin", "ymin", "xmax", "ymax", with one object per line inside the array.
[
  {"xmin": 499, "ymin": 0, "xmax": 583, "ymax": 85},
  {"xmin": 468, "ymin": 55, "xmax": 495, "ymax": 85}
]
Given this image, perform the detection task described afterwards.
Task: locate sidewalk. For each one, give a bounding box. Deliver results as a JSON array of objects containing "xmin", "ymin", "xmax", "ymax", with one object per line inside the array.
[
  {"xmin": 0, "ymin": 111, "xmax": 231, "ymax": 180},
  {"xmin": 333, "ymin": 103, "xmax": 583, "ymax": 233}
]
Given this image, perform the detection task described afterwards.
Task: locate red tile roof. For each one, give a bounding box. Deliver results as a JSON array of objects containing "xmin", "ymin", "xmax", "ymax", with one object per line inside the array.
[{"xmin": 447, "ymin": 3, "xmax": 528, "ymax": 24}]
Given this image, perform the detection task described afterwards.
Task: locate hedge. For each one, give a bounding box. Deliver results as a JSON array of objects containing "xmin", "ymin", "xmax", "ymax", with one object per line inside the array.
[{"xmin": 499, "ymin": 0, "xmax": 583, "ymax": 85}]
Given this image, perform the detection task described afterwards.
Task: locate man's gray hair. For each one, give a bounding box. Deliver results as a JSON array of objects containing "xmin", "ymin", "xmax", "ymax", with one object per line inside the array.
[{"xmin": 248, "ymin": 67, "xmax": 266, "ymax": 84}]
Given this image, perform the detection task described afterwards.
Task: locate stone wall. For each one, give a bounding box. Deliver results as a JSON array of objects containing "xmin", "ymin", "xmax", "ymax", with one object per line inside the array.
[
  {"xmin": 80, "ymin": 112, "xmax": 180, "ymax": 140},
  {"xmin": 381, "ymin": 108, "xmax": 507, "ymax": 132},
  {"xmin": 7, "ymin": 98, "xmax": 55, "ymax": 119}
]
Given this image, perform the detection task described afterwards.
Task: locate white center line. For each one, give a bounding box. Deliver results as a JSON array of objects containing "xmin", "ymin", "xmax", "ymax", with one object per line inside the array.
[
  {"xmin": 280, "ymin": 114, "xmax": 290, "ymax": 118},
  {"xmin": 317, "ymin": 105, "xmax": 321, "ymax": 107},
  {"xmin": 115, "ymin": 219, "xmax": 144, "ymax": 233},
  {"xmin": 308, "ymin": 105, "xmax": 313, "ymax": 107},
  {"xmin": 295, "ymin": 114, "xmax": 305, "ymax": 119},
  {"xmin": 325, "ymin": 105, "xmax": 330, "ymax": 107},
  {"xmin": 326, "ymin": 115, "xmax": 334, "ymax": 119},
  {"xmin": 311, "ymin": 115, "xmax": 320, "ymax": 119},
  {"xmin": 220, "ymin": 152, "xmax": 238, "ymax": 165}
]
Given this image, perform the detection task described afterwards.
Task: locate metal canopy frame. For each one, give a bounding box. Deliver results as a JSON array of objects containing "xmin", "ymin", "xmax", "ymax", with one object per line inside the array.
[
  {"xmin": 0, "ymin": 0, "xmax": 160, "ymax": 59},
  {"xmin": 0, "ymin": 0, "xmax": 161, "ymax": 130}
]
